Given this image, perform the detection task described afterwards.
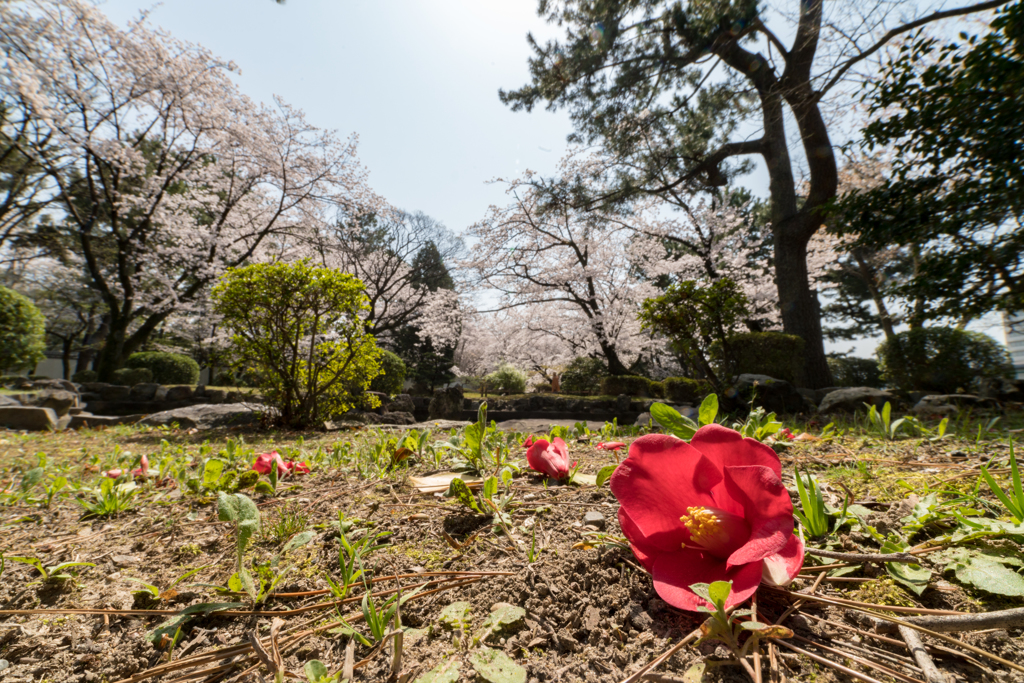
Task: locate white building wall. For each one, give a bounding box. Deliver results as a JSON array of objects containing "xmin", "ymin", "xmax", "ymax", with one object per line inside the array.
[{"xmin": 1004, "ymin": 313, "xmax": 1024, "ymax": 378}]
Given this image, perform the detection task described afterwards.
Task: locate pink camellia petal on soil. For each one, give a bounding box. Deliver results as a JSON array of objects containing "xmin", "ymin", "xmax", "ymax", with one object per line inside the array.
[
  {"xmin": 596, "ymin": 441, "xmax": 625, "ymax": 451},
  {"xmin": 131, "ymin": 454, "xmax": 149, "ymax": 477},
  {"xmin": 762, "ymin": 533, "xmax": 805, "ymax": 587},
  {"xmin": 104, "ymin": 469, "xmax": 124, "ymax": 479},
  {"xmin": 291, "ymin": 461, "xmax": 310, "ymax": 475},
  {"xmin": 522, "ymin": 436, "xmax": 535, "ymax": 448},
  {"xmin": 253, "ymin": 451, "xmax": 289, "ymax": 476},
  {"xmin": 526, "ymin": 438, "xmax": 571, "ymax": 479}
]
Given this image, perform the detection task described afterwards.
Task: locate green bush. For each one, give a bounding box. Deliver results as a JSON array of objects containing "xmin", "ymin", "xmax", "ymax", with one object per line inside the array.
[
  {"xmin": 370, "ymin": 350, "xmax": 407, "ymax": 396},
  {"xmin": 662, "ymin": 377, "xmax": 713, "ymax": 404},
  {"xmin": 877, "ymin": 327, "xmax": 1013, "ymax": 394},
  {"xmin": 486, "ymin": 362, "xmax": 528, "ymax": 394},
  {"xmin": 600, "ymin": 375, "xmax": 653, "ymax": 397},
  {"xmin": 111, "ymin": 367, "xmax": 153, "ymax": 386},
  {"xmin": 0, "ymin": 286, "xmax": 46, "ymax": 372},
  {"xmin": 560, "ymin": 356, "xmax": 608, "ymax": 395},
  {"xmin": 212, "ymin": 260, "xmax": 383, "ymax": 428},
  {"xmin": 711, "ymin": 332, "xmax": 806, "ymax": 384},
  {"xmin": 126, "ymin": 351, "xmax": 200, "ymax": 385},
  {"xmin": 72, "ymin": 369, "xmax": 98, "ymax": 383},
  {"xmin": 827, "ymin": 356, "xmax": 883, "ymax": 388}
]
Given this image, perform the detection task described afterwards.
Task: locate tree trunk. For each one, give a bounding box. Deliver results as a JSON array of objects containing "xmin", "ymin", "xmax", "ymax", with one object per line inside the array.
[
  {"xmin": 774, "ymin": 226, "xmax": 832, "ymax": 388},
  {"xmin": 61, "ymin": 338, "xmax": 73, "ymax": 380},
  {"xmin": 600, "ymin": 341, "xmax": 630, "ymax": 376},
  {"xmin": 853, "ymin": 249, "xmax": 896, "ymax": 340}
]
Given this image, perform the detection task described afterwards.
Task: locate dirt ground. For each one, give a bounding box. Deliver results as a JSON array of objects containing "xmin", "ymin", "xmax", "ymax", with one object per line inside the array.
[{"xmin": 1, "ymin": 419, "xmax": 1023, "ymax": 683}]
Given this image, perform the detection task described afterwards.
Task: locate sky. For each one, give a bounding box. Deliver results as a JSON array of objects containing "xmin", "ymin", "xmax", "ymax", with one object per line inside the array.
[{"xmin": 95, "ymin": 0, "xmax": 1008, "ymax": 357}]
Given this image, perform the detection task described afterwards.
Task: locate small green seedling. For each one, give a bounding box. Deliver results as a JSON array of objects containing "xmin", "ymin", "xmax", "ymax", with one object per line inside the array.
[
  {"xmin": 217, "ymin": 491, "xmax": 260, "ymax": 599},
  {"xmin": 303, "ymin": 660, "xmax": 341, "ymax": 683},
  {"xmin": 124, "ymin": 564, "xmax": 211, "ymax": 601},
  {"xmin": 6, "ymin": 556, "xmax": 95, "ymax": 585},
  {"xmin": 980, "ymin": 440, "xmax": 1024, "ymax": 524},
  {"xmin": 77, "ymin": 477, "xmax": 139, "ymax": 517}
]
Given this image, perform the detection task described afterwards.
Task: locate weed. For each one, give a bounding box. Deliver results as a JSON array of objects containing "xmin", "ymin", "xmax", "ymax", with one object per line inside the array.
[
  {"xmin": 263, "ymin": 502, "xmax": 310, "ymax": 544},
  {"xmin": 77, "ymin": 477, "xmax": 139, "ymax": 518}
]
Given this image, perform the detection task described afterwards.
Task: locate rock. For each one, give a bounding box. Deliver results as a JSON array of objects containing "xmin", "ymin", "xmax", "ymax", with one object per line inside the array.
[
  {"xmin": 140, "ymin": 403, "xmax": 262, "ymax": 429},
  {"xmin": 0, "ymin": 406, "xmax": 58, "ymax": 431},
  {"xmin": 205, "ymin": 389, "xmax": 227, "ymax": 404},
  {"xmin": 129, "ymin": 383, "xmax": 161, "ymax": 401},
  {"xmin": 26, "ymin": 389, "xmax": 78, "ymax": 416},
  {"xmin": 583, "ymin": 605, "xmax": 602, "ymax": 631},
  {"xmin": 380, "ymin": 411, "xmax": 416, "ymax": 425},
  {"xmin": 731, "ymin": 374, "xmax": 805, "ymax": 414},
  {"xmin": 628, "ymin": 603, "xmax": 654, "ymax": 631},
  {"xmin": 634, "ymin": 411, "xmax": 652, "ymax": 427},
  {"xmin": 583, "ymin": 511, "xmax": 606, "ymax": 530},
  {"xmin": 813, "ymin": 386, "xmax": 846, "ymax": 404},
  {"xmin": 818, "ymin": 387, "xmax": 897, "ymax": 413},
  {"xmin": 615, "ymin": 394, "xmax": 631, "ymax": 414},
  {"xmin": 31, "ymin": 378, "xmax": 78, "ymax": 393},
  {"xmin": 386, "ymin": 393, "xmax": 415, "ymax": 414},
  {"xmin": 0, "ymin": 395, "xmax": 21, "ymax": 407},
  {"xmin": 164, "ymin": 385, "xmax": 194, "ymax": 401},
  {"xmin": 429, "ymin": 386, "xmax": 464, "ymax": 420},
  {"xmin": 81, "ymin": 382, "xmax": 131, "ymax": 400},
  {"xmin": 916, "ymin": 393, "xmax": 997, "ymax": 409},
  {"xmin": 69, "ymin": 413, "xmax": 146, "ymax": 429},
  {"xmin": 975, "ymin": 377, "xmax": 1024, "ymax": 402}
]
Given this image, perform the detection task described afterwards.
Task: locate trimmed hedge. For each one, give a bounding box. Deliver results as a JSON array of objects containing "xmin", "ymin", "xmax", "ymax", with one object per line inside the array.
[
  {"xmin": 827, "ymin": 356, "xmax": 883, "ymax": 388},
  {"xmin": 111, "ymin": 367, "xmax": 153, "ymax": 386},
  {"xmin": 877, "ymin": 327, "xmax": 1013, "ymax": 393},
  {"xmin": 560, "ymin": 356, "xmax": 608, "ymax": 395},
  {"xmin": 486, "ymin": 362, "xmax": 528, "ymax": 394},
  {"xmin": 662, "ymin": 377, "xmax": 713, "ymax": 404},
  {"xmin": 126, "ymin": 352, "xmax": 200, "ymax": 385},
  {"xmin": 72, "ymin": 369, "xmax": 98, "ymax": 383},
  {"xmin": 0, "ymin": 285, "xmax": 46, "ymax": 372},
  {"xmin": 712, "ymin": 332, "xmax": 805, "ymax": 384},
  {"xmin": 370, "ymin": 350, "xmax": 407, "ymax": 396},
  {"xmin": 600, "ymin": 375, "xmax": 653, "ymax": 397}
]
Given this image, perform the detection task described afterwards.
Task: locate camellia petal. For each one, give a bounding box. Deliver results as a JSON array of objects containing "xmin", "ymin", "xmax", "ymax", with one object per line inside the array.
[
  {"xmin": 526, "ymin": 438, "xmax": 571, "ymax": 479},
  {"xmin": 762, "ymin": 534, "xmax": 805, "ymax": 586},
  {"xmin": 690, "ymin": 424, "xmax": 782, "ymax": 477},
  {"xmin": 596, "ymin": 441, "xmax": 625, "ymax": 451},
  {"xmin": 649, "ymin": 547, "xmax": 764, "ymax": 611}
]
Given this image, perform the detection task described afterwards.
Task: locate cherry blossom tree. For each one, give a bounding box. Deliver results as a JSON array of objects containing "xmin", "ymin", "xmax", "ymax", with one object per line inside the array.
[
  {"xmin": 464, "ymin": 156, "xmax": 668, "ymax": 376},
  {"xmin": 0, "ymin": 0, "xmax": 382, "ymax": 380}
]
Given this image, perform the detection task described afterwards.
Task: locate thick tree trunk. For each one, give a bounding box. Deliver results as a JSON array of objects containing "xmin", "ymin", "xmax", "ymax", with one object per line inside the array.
[
  {"xmin": 600, "ymin": 341, "xmax": 630, "ymax": 376},
  {"xmin": 774, "ymin": 225, "xmax": 832, "ymax": 388}
]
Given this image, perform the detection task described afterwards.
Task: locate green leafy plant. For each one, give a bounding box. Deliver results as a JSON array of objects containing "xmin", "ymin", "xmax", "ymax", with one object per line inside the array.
[
  {"xmin": 303, "ymin": 660, "xmax": 341, "ymax": 683},
  {"xmin": 793, "ymin": 470, "xmax": 838, "ymax": 539},
  {"xmin": 485, "ymin": 362, "xmax": 528, "ymax": 394},
  {"xmin": 448, "ymin": 474, "xmax": 516, "ymax": 535},
  {"xmin": 186, "ymin": 458, "xmax": 248, "ymax": 495},
  {"xmin": 649, "ymin": 394, "xmax": 719, "ymax": 440},
  {"xmin": 326, "ymin": 513, "xmax": 390, "ymax": 600},
  {"xmin": 211, "ymin": 260, "xmax": 383, "ymax": 428},
  {"xmin": 7, "ymin": 556, "xmax": 95, "ymax": 585},
  {"xmin": 980, "ymin": 441, "xmax": 1024, "ymax": 524},
  {"xmin": 733, "ymin": 406, "xmax": 783, "ymax": 442},
  {"xmin": 126, "ymin": 351, "xmax": 200, "ymax": 384},
  {"xmin": 864, "ymin": 401, "xmax": 908, "ymax": 440},
  {"xmin": 124, "ymin": 565, "xmax": 211, "ymax": 601},
  {"xmin": 77, "ymin": 477, "xmax": 139, "ymax": 517},
  {"xmin": 217, "ymin": 491, "xmax": 260, "ymax": 599},
  {"xmin": 341, "ymin": 583, "xmax": 423, "ymax": 647},
  {"xmin": 0, "ymin": 285, "xmax": 46, "ymax": 371}
]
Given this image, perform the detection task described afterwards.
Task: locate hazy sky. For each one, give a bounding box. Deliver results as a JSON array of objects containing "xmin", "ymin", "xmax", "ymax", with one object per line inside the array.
[{"xmin": 94, "ymin": 0, "xmax": 1006, "ymax": 355}]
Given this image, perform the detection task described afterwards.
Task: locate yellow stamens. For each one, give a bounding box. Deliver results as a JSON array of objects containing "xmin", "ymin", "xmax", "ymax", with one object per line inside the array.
[{"xmin": 681, "ymin": 506, "xmax": 722, "ymax": 548}]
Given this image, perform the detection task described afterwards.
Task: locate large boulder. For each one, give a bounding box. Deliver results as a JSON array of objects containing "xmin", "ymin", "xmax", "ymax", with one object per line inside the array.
[
  {"xmin": 0, "ymin": 406, "xmax": 58, "ymax": 431},
  {"xmin": 140, "ymin": 403, "xmax": 262, "ymax": 429},
  {"xmin": 129, "ymin": 383, "xmax": 162, "ymax": 401},
  {"xmin": 818, "ymin": 387, "xmax": 897, "ymax": 413},
  {"xmin": 155, "ymin": 385, "xmax": 194, "ymax": 402},
  {"xmin": 386, "ymin": 393, "xmax": 415, "ymax": 414},
  {"xmin": 974, "ymin": 377, "xmax": 1024, "ymax": 403},
  {"xmin": 26, "ymin": 389, "xmax": 78, "ymax": 417},
  {"xmin": 911, "ymin": 394, "xmax": 999, "ymax": 417},
  {"xmin": 730, "ymin": 374, "xmax": 805, "ymax": 414},
  {"xmin": 81, "ymin": 382, "xmax": 131, "ymax": 401},
  {"xmin": 380, "ymin": 411, "xmax": 416, "ymax": 425},
  {"xmin": 0, "ymin": 394, "xmax": 21, "ymax": 407},
  {"xmin": 69, "ymin": 413, "xmax": 146, "ymax": 429},
  {"xmin": 31, "ymin": 378, "xmax": 78, "ymax": 393},
  {"xmin": 428, "ymin": 386, "xmax": 464, "ymax": 420}
]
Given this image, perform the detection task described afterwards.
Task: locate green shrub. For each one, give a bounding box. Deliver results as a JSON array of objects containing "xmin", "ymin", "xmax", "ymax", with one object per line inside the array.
[
  {"xmin": 370, "ymin": 350, "xmax": 407, "ymax": 396},
  {"xmin": 0, "ymin": 286, "xmax": 46, "ymax": 372},
  {"xmin": 72, "ymin": 369, "xmax": 98, "ymax": 383},
  {"xmin": 560, "ymin": 356, "xmax": 608, "ymax": 395},
  {"xmin": 648, "ymin": 380, "xmax": 665, "ymax": 399},
  {"xmin": 877, "ymin": 327, "xmax": 1013, "ymax": 394},
  {"xmin": 711, "ymin": 332, "xmax": 805, "ymax": 384},
  {"xmin": 126, "ymin": 352, "xmax": 200, "ymax": 385},
  {"xmin": 600, "ymin": 375, "xmax": 653, "ymax": 396},
  {"xmin": 662, "ymin": 377, "xmax": 713, "ymax": 404},
  {"xmin": 486, "ymin": 362, "xmax": 528, "ymax": 394},
  {"xmin": 827, "ymin": 356, "xmax": 883, "ymax": 388},
  {"xmin": 111, "ymin": 367, "xmax": 153, "ymax": 386},
  {"xmin": 212, "ymin": 260, "xmax": 383, "ymax": 428}
]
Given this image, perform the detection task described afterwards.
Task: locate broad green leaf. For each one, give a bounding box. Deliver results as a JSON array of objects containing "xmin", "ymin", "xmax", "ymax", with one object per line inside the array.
[
  {"xmin": 413, "ymin": 660, "xmax": 460, "ymax": 683},
  {"xmin": 885, "ymin": 561, "xmax": 931, "ymax": 596},
  {"xmin": 304, "ymin": 660, "xmax": 329, "ymax": 683},
  {"xmin": 650, "ymin": 403, "xmax": 697, "ymax": 440},
  {"xmin": 740, "ymin": 621, "xmax": 770, "ymax": 630},
  {"xmin": 689, "ymin": 582, "xmax": 712, "ymax": 603},
  {"xmin": 683, "ymin": 662, "xmax": 706, "ymax": 683},
  {"xmin": 228, "ymin": 572, "xmax": 244, "ymax": 592},
  {"xmin": 469, "ymin": 647, "xmax": 526, "ymax": 683},
  {"xmin": 21, "ymin": 467, "xmax": 44, "ymax": 491},
  {"xmin": 464, "ymin": 423, "xmax": 484, "ymax": 456},
  {"xmin": 595, "ymin": 464, "xmax": 617, "ymax": 487},
  {"xmin": 203, "ymin": 459, "xmax": 226, "ymax": 488},
  {"xmin": 282, "ymin": 530, "xmax": 315, "ymax": 553},
  {"xmin": 698, "ymin": 394, "xmax": 718, "ymax": 426},
  {"xmin": 238, "ymin": 566, "xmax": 257, "ymax": 599},
  {"xmin": 253, "ymin": 480, "xmax": 275, "ymax": 495},
  {"xmin": 482, "ymin": 476, "xmax": 499, "ymax": 501},
  {"xmin": 438, "ymin": 601, "xmax": 472, "ymax": 630},
  {"xmin": 708, "ymin": 580, "xmax": 732, "ymax": 609},
  {"xmin": 474, "ymin": 602, "xmax": 526, "ymax": 642},
  {"xmin": 950, "ymin": 554, "xmax": 1024, "ymax": 597},
  {"xmin": 145, "ymin": 602, "xmax": 243, "ymax": 643},
  {"xmin": 124, "ymin": 576, "xmax": 160, "ymax": 597},
  {"xmin": 447, "ymin": 478, "xmax": 482, "ymax": 513}
]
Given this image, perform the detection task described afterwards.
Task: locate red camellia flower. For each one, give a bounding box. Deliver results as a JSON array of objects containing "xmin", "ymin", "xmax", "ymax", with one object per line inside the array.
[
  {"xmin": 522, "ymin": 436, "xmax": 535, "ymax": 448},
  {"xmin": 596, "ymin": 441, "xmax": 625, "ymax": 451},
  {"xmin": 252, "ymin": 451, "xmax": 310, "ymax": 477},
  {"xmin": 526, "ymin": 437, "xmax": 571, "ymax": 480},
  {"xmin": 104, "ymin": 454, "xmax": 149, "ymax": 479},
  {"xmin": 610, "ymin": 425, "xmax": 803, "ymax": 611},
  {"xmin": 779, "ymin": 428, "xmax": 795, "ymax": 440}
]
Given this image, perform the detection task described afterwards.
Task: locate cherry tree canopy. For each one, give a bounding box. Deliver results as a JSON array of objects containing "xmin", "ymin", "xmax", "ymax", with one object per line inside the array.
[{"xmin": 0, "ymin": 0, "xmax": 383, "ymax": 379}]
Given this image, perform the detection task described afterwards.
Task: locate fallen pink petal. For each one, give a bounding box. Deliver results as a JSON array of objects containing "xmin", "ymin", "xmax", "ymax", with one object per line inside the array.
[
  {"xmin": 526, "ymin": 437, "xmax": 571, "ymax": 480},
  {"xmin": 596, "ymin": 441, "xmax": 625, "ymax": 451}
]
